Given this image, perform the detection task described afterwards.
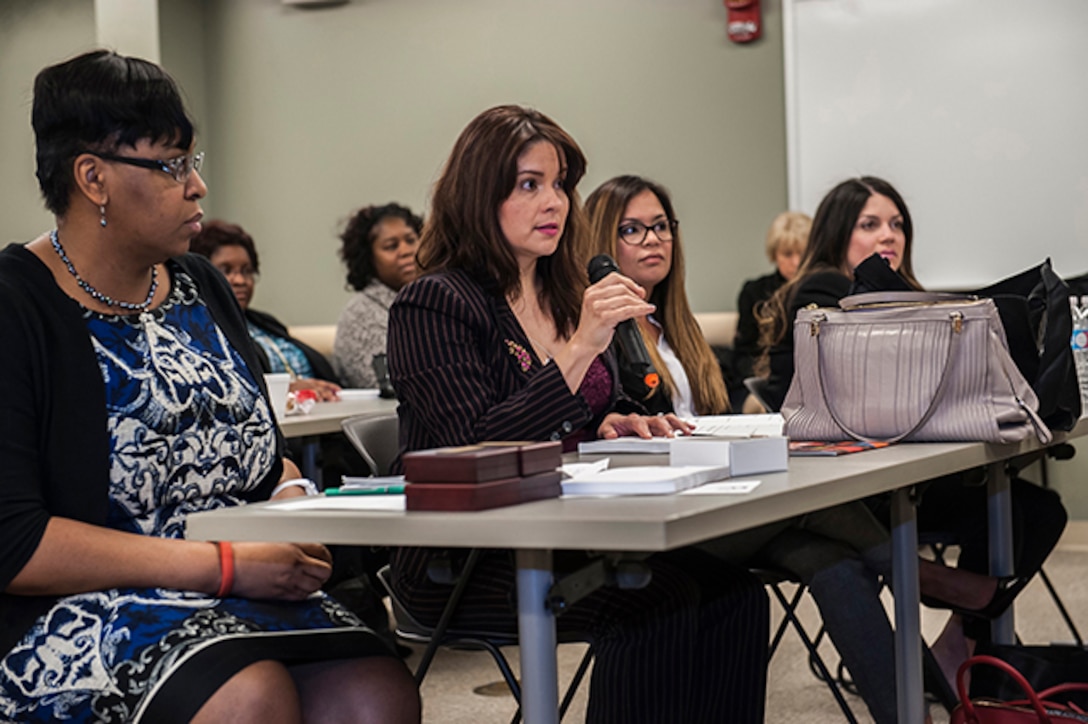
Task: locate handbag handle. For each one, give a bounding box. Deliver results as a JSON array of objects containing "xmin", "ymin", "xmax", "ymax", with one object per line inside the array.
[
  {"xmin": 957, "ymin": 655, "xmax": 1055, "ymax": 723},
  {"xmin": 812, "ymin": 311, "xmax": 962, "ymax": 444},
  {"xmin": 840, "ymin": 291, "xmax": 977, "ymax": 309},
  {"xmin": 993, "ymin": 334, "xmax": 1055, "ymax": 445}
]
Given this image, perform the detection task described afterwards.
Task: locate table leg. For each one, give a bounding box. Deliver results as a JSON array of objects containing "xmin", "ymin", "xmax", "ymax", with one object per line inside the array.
[
  {"xmin": 986, "ymin": 460, "xmax": 1015, "ymax": 643},
  {"xmin": 891, "ymin": 487, "xmax": 925, "ymax": 724},
  {"xmin": 516, "ymin": 549, "xmax": 559, "ymax": 724},
  {"xmin": 299, "ymin": 437, "xmax": 323, "ymax": 488}
]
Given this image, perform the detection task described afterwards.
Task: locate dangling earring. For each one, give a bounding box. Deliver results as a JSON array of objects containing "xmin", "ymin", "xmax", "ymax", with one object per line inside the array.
[{"xmin": 99, "ymin": 205, "xmax": 107, "ymax": 228}]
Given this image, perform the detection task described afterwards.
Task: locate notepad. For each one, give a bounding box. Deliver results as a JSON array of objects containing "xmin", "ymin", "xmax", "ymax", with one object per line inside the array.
[
  {"xmin": 561, "ymin": 465, "xmax": 730, "ymax": 496},
  {"xmin": 578, "ymin": 437, "xmax": 672, "ymax": 454}
]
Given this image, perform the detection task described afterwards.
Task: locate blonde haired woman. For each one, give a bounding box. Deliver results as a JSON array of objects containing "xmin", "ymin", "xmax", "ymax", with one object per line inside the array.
[
  {"xmin": 584, "ymin": 175, "xmax": 729, "ymax": 417},
  {"xmin": 731, "ymin": 210, "xmax": 811, "ymax": 411}
]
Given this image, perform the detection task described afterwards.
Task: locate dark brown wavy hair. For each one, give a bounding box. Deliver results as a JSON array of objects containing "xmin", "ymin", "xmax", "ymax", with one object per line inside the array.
[
  {"xmin": 756, "ymin": 176, "xmax": 922, "ymax": 369},
  {"xmin": 417, "ymin": 105, "xmax": 589, "ymax": 338}
]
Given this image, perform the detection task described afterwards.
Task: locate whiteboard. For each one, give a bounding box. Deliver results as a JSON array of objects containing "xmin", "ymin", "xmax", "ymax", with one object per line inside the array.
[{"xmin": 783, "ymin": 0, "xmax": 1088, "ymax": 288}]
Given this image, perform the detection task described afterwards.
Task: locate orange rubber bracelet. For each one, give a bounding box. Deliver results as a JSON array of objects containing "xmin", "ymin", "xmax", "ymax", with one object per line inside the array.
[{"xmin": 215, "ymin": 541, "xmax": 234, "ymax": 598}]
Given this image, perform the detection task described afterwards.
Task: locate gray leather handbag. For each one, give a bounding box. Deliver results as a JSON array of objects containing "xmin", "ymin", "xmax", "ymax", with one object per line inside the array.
[{"xmin": 782, "ymin": 291, "xmax": 1053, "ymax": 444}]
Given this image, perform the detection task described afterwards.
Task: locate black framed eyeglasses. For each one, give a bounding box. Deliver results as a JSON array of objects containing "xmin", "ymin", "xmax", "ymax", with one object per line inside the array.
[
  {"xmin": 88, "ymin": 151, "xmax": 204, "ymax": 183},
  {"xmin": 618, "ymin": 218, "xmax": 678, "ymax": 246}
]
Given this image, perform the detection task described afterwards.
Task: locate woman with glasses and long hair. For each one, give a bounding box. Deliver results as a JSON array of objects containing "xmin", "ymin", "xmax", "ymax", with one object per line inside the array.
[
  {"xmin": 584, "ymin": 175, "xmax": 729, "ymax": 417},
  {"xmin": 190, "ymin": 220, "xmax": 342, "ymax": 401},
  {"xmin": 387, "ymin": 105, "xmax": 769, "ymax": 723},
  {"xmin": 0, "ymin": 50, "xmax": 419, "ymax": 723}
]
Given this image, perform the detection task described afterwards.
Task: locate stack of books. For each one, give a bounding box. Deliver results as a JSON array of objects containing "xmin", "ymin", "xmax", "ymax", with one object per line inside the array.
[{"xmin": 401, "ymin": 441, "xmax": 562, "ymax": 511}]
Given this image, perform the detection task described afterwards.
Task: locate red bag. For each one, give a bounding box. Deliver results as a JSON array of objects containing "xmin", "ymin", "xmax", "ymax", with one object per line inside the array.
[{"xmin": 951, "ymin": 655, "xmax": 1088, "ymax": 723}]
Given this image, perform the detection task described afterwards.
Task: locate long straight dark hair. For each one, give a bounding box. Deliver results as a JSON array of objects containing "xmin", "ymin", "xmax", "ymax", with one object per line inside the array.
[
  {"xmin": 417, "ymin": 105, "xmax": 589, "ymax": 338},
  {"xmin": 758, "ymin": 176, "xmax": 922, "ymax": 353}
]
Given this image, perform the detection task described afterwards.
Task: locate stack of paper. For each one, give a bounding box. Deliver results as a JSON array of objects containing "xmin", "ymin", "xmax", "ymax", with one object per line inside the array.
[
  {"xmin": 561, "ymin": 465, "xmax": 730, "ymax": 496},
  {"xmin": 577, "ymin": 437, "xmax": 672, "ymax": 454},
  {"xmin": 670, "ymin": 436, "xmax": 788, "ymax": 477},
  {"xmin": 577, "ymin": 434, "xmax": 788, "ymax": 478}
]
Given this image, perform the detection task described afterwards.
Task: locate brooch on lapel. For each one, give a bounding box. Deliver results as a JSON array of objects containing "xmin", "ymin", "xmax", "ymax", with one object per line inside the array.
[{"xmin": 505, "ymin": 339, "xmax": 532, "ymax": 372}]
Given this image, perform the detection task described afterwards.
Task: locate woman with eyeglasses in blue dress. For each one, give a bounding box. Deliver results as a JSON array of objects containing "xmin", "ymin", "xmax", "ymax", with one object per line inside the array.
[{"xmin": 0, "ymin": 50, "xmax": 419, "ymax": 724}]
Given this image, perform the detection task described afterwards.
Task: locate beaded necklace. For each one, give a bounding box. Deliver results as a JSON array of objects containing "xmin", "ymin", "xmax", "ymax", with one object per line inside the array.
[{"xmin": 50, "ymin": 229, "xmax": 158, "ymax": 312}]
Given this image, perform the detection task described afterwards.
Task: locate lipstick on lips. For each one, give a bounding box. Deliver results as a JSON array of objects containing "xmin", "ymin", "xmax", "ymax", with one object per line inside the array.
[{"xmin": 186, "ymin": 212, "xmax": 204, "ymax": 234}]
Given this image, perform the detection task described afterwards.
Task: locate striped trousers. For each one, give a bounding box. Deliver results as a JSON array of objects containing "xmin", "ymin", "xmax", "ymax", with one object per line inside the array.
[{"xmin": 392, "ymin": 546, "xmax": 768, "ymax": 723}]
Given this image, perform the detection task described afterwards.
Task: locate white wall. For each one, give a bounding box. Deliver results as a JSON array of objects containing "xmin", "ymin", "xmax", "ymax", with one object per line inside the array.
[
  {"xmin": 0, "ymin": 0, "xmax": 96, "ymax": 246},
  {"xmin": 784, "ymin": 0, "xmax": 1088, "ymax": 288}
]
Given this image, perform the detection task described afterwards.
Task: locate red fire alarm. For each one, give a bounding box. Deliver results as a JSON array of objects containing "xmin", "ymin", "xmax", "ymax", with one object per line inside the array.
[{"xmin": 725, "ymin": 0, "xmax": 762, "ymax": 44}]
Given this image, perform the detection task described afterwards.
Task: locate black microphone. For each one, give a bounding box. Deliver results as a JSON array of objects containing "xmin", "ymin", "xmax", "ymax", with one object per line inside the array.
[{"xmin": 587, "ymin": 254, "xmax": 659, "ymax": 392}]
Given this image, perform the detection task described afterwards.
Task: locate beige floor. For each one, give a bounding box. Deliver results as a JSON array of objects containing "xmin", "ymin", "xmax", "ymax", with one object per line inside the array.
[{"xmin": 400, "ymin": 527, "xmax": 1088, "ymax": 724}]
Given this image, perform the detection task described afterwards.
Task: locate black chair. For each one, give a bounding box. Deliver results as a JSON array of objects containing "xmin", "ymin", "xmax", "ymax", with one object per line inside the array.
[
  {"xmin": 743, "ymin": 375, "xmax": 774, "ymax": 413},
  {"xmin": 340, "ymin": 412, "xmax": 399, "ymax": 477},
  {"xmin": 756, "ymin": 568, "xmax": 862, "ymax": 723},
  {"xmin": 343, "ymin": 411, "xmax": 596, "ymax": 720},
  {"xmin": 760, "ymin": 566, "xmax": 960, "ymax": 718},
  {"xmin": 376, "ymin": 554, "xmax": 593, "ymax": 724}
]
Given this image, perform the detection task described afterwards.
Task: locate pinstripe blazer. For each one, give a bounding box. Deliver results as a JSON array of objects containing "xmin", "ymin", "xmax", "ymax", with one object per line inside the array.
[{"xmin": 387, "ymin": 268, "xmax": 640, "ymax": 462}]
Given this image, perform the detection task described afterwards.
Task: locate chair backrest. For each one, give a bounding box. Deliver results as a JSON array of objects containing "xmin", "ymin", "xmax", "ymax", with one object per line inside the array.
[
  {"xmin": 341, "ymin": 412, "xmax": 399, "ymax": 476},
  {"xmin": 286, "ymin": 324, "xmax": 337, "ymax": 359},
  {"xmin": 744, "ymin": 375, "xmax": 773, "ymax": 413},
  {"xmin": 375, "ymin": 564, "xmax": 433, "ymax": 639},
  {"xmin": 694, "ymin": 311, "xmax": 739, "ymax": 349}
]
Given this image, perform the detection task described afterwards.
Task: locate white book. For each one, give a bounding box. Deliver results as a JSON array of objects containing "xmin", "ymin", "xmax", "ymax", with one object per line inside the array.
[
  {"xmin": 561, "ymin": 465, "xmax": 730, "ymax": 496},
  {"xmin": 669, "ymin": 436, "xmax": 788, "ymax": 477}
]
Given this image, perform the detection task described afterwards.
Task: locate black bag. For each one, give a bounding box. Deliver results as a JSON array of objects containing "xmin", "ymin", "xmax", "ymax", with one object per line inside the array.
[
  {"xmin": 970, "ymin": 644, "xmax": 1088, "ymax": 711},
  {"xmin": 971, "ymin": 259, "xmax": 1081, "ymax": 431},
  {"xmin": 1066, "ymin": 272, "xmax": 1088, "ymax": 298}
]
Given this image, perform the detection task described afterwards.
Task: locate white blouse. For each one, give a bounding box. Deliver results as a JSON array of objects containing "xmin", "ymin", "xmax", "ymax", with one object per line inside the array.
[{"xmin": 648, "ymin": 316, "xmax": 694, "ymax": 418}]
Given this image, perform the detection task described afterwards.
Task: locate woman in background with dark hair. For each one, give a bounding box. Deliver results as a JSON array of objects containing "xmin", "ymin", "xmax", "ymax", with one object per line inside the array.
[
  {"xmin": 0, "ymin": 50, "xmax": 418, "ymax": 723},
  {"xmin": 333, "ymin": 203, "xmax": 421, "ymax": 388},
  {"xmin": 758, "ymin": 176, "xmax": 923, "ymax": 413},
  {"xmin": 190, "ymin": 219, "xmax": 342, "ymax": 401},
  {"xmin": 759, "ymin": 175, "xmax": 1066, "ymax": 690}
]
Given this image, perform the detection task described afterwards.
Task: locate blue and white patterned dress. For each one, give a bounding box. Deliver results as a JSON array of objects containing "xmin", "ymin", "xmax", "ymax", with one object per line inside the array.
[{"xmin": 0, "ymin": 268, "xmax": 386, "ymax": 724}]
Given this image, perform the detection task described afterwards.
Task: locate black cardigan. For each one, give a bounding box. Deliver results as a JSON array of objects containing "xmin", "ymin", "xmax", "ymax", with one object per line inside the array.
[
  {"xmin": 0, "ymin": 245, "xmax": 283, "ymax": 655},
  {"xmin": 762, "ymin": 271, "xmax": 853, "ymax": 412}
]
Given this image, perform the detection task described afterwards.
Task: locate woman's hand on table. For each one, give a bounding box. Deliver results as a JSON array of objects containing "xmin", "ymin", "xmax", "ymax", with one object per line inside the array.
[
  {"xmin": 597, "ymin": 412, "xmax": 694, "ymax": 440},
  {"xmin": 289, "ymin": 377, "xmax": 341, "ymax": 402},
  {"xmin": 231, "ymin": 542, "xmax": 333, "ymax": 601}
]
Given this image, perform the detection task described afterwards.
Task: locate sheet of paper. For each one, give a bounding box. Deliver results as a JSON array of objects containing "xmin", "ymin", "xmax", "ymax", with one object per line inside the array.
[
  {"xmin": 680, "ymin": 480, "xmax": 762, "ymax": 495},
  {"xmin": 560, "ymin": 459, "xmax": 610, "ymax": 478},
  {"xmin": 578, "ymin": 437, "xmax": 672, "ymax": 454},
  {"xmin": 686, "ymin": 414, "xmax": 784, "ymax": 438},
  {"xmin": 267, "ymin": 495, "xmax": 406, "ymax": 511},
  {"xmin": 339, "ymin": 475, "xmax": 406, "ymax": 489}
]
